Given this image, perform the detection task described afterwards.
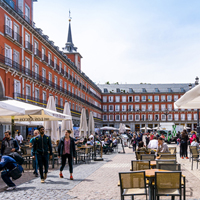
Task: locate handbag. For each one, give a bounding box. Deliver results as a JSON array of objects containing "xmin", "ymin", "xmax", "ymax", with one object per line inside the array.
[{"xmin": 8, "ymin": 165, "xmax": 22, "ymax": 180}]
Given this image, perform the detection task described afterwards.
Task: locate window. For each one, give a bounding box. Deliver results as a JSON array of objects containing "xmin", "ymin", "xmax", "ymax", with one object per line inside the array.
[
  {"xmin": 35, "ymin": 88, "xmax": 39, "ymax": 100},
  {"xmin": 181, "ymin": 114, "xmax": 185, "ymax": 120},
  {"xmin": 135, "ymin": 114, "xmax": 140, "ymax": 121},
  {"xmin": 116, "ymin": 88, "xmax": 120, "ymax": 93},
  {"xmin": 42, "ymin": 91, "xmax": 46, "ymax": 103},
  {"xmin": 34, "ymin": 63, "xmax": 39, "ymax": 80},
  {"xmin": 141, "ymin": 114, "xmax": 146, "ymax": 121},
  {"xmin": 115, "ymin": 115, "xmax": 120, "ymax": 121},
  {"xmin": 60, "ymin": 79, "xmax": 62, "ymax": 90},
  {"xmin": 142, "ymin": 96, "xmax": 146, "ymax": 101},
  {"xmin": 54, "ymin": 57, "xmax": 57, "ymax": 69},
  {"xmin": 168, "ymin": 104, "xmax": 172, "ymax": 111},
  {"xmin": 194, "ymin": 114, "xmax": 197, "ymax": 120},
  {"xmin": 128, "ymin": 105, "xmax": 133, "ymax": 111},
  {"xmin": 64, "ymin": 65, "xmax": 66, "ymax": 76},
  {"xmin": 174, "ymin": 95, "xmax": 179, "ymax": 101},
  {"xmin": 115, "ymin": 105, "xmax": 120, "ymax": 111},
  {"xmin": 103, "ymin": 105, "xmax": 107, "ymax": 111},
  {"xmin": 155, "ymin": 104, "xmax": 159, "ymax": 111},
  {"xmin": 76, "ymin": 104, "xmax": 78, "ymax": 111},
  {"xmin": 122, "ymin": 115, "xmax": 126, "ymax": 121},
  {"xmin": 48, "ymin": 52, "xmax": 52, "ymax": 65},
  {"xmin": 48, "ymin": 72, "xmax": 52, "ymax": 86},
  {"xmin": 187, "ymin": 114, "xmax": 192, "ymax": 121},
  {"xmin": 155, "ymin": 114, "xmax": 159, "ymax": 121},
  {"xmin": 13, "ymin": 50, "xmax": 19, "ymax": 68},
  {"xmin": 104, "ymin": 88, "xmax": 108, "ymax": 93},
  {"xmin": 109, "ymin": 96, "xmax": 113, "ymax": 102},
  {"xmin": 128, "ymin": 96, "xmax": 133, "ymax": 102},
  {"xmin": 142, "ymin": 105, "xmax": 146, "ymax": 111},
  {"xmin": 115, "ymin": 96, "xmax": 120, "ymax": 102},
  {"xmin": 5, "ymin": 15, "xmax": 12, "ymax": 37},
  {"xmin": 122, "ymin": 96, "xmax": 126, "ymax": 102},
  {"xmin": 161, "ymin": 104, "xmax": 166, "ymax": 111},
  {"xmin": 122, "ymin": 105, "xmax": 126, "ymax": 111},
  {"xmin": 161, "ymin": 95, "xmax": 165, "ymax": 101},
  {"xmin": 18, "ymin": 0, "xmax": 23, "ymax": 13},
  {"xmin": 109, "ymin": 115, "xmax": 114, "ymax": 121},
  {"xmin": 34, "ymin": 41, "xmax": 38, "ymax": 55},
  {"xmin": 25, "ymin": 58, "xmax": 30, "ymax": 75},
  {"xmin": 103, "ymin": 115, "xmax": 107, "ymax": 121},
  {"xmin": 103, "ymin": 96, "xmax": 107, "ymax": 102},
  {"xmin": 128, "ymin": 115, "xmax": 133, "ymax": 121},
  {"xmin": 135, "ymin": 96, "xmax": 140, "ymax": 102},
  {"xmin": 129, "ymin": 88, "xmax": 133, "ymax": 93},
  {"xmin": 142, "ymin": 88, "xmax": 146, "ymax": 93},
  {"xmin": 13, "ymin": 23, "xmax": 19, "ymax": 41},
  {"xmin": 54, "ymin": 75, "xmax": 57, "ymax": 89},
  {"xmin": 64, "ymin": 82, "xmax": 67, "ymax": 91},
  {"xmin": 25, "ymin": 4, "xmax": 30, "ymax": 22},
  {"xmin": 167, "ymin": 95, "xmax": 172, "ymax": 102},
  {"xmin": 174, "ymin": 114, "xmax": 179, "ymax": 121},
  {"xmin": 54, "ymin": 96, "xmax": 58, "ymax": 106},
  {"xmin": 148, "ymin": 114, "xmax": 152, "ymax": 121},
  {"xmin": 135, "ymin": 105, "xmax": 139, "ymax": 111},
  {"xmin": 14, "ymin": 80, "xmax": 21, "ymax": 97},
  {"xmin": 168, "ymin": 114, "xmax": 172, "ymax": 121},
  {"xmin": 5, "ymin": 45, "xmax": 12, "ymax": 66},
  {"xmin": 60, "ymin": 98, "xmax": 63, "ymax": 107},
  {"xmin": 68, "ymin": 69, "xmax": 70, "ymax": 79},
  {"xmin": 59, "ymin": 61, "xmax": 62, "ymax": 72},
  {"xmin": 155, "ymin": 88, "xmax": 159, "ymax": 93},
  {"xmin": 42, "ymin": 48, "xmax": 45, "ymax": 60},
  {"xmin": 154, "ymin": 96, "xmax": 159, "ymax": 102},
  {"xmin": 148, "ymin": 105, "xmax": 152, "ymax": 111},
  {"xmin": 25, "ymin": 32, "xmax": 30, "ymax": 48},
  {"xmin": 148, "ymin": 96, "xmax": 152, "ymax": 102},
  {"xmin": 161, "ymin": 114, "xmax": 166, "ymax": 121},
  {"xmin": 168, "ymin": 88, "xmax": 172, "ymax": 93},
  {"xmin": 109, "ymin": 105, "xmax": 113, "ymax": 111}
]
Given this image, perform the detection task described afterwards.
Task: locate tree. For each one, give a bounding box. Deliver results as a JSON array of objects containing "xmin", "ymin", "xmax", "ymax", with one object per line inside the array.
[{"xmin": 105, "ymin": 81, "xmax": 110, "ymax": 85}]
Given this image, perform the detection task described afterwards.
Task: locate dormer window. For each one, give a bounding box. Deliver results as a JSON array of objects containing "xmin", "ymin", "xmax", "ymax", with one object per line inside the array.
[
  {"xmin": 168, "ymin": 88, "xmax": 172, "ymax": 92},
  {"xmin": 116, "ymin": 88, "xmax": 120, "ymax": 93},
  {"xmin": 180, "ymin": 88, "xmax": 185, "ymax": 93},
  {"xmin": 129, "ymin": 88, "xmax": 133, "ymax": 93},
  {"xmin": 104, "ymin": 88, "xmax": 108, "ymax": 93},
  {"xmin": 155, "ymin": 88, "xmax": 159, "ymax": 93},
  {"xmin": 142, "ymin": 88, "xmax": 146, "ymax": 93}
]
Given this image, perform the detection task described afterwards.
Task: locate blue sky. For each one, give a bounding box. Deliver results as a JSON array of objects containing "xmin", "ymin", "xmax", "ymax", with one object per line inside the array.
[{"xmin": 33, "ymin": 0, "xmax": 200, "ymax": 84}]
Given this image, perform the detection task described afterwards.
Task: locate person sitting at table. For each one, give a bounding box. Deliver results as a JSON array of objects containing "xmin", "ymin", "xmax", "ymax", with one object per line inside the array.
[
  {"xmin": 147, "ymin": 136, "xmax": 158, "ymax": 149},
  {"xmin": 157, "ymin": 137, "xmax": 169, "ymax": 153},
  {"xmin": 191, "ymin": 138, "xmax": 199, "ymax": 150},
  {"xmin": 160, "ymin": 133, "xmax": 165, "ymax": 140},
  {"xmin": 87, "ymin": 138, "xmax": 93, "ymax": 146},
  {"xmin": 112, "ymin": 137, "xmax": 117, "ymax": 147},
  {"xmin": 136, "ymin": 141, "xmax": 150, "ymax": 154},
  {"xmin": 82, "ymin": 138, "xmax": 87, "ymax": 145}
]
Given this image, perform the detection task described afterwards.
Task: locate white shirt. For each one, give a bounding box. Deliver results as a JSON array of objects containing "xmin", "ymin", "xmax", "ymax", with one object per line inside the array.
[
  {"xmin": 15, "ymin": 135, "xmax": 23, "ymax": 144},
  {"xmin": 191, "ymin": 141, "xmax": 199, "ymax": 149},
  {"xmin": 147, "ymin": 139, "xmax": 158, "ymax": 149}
]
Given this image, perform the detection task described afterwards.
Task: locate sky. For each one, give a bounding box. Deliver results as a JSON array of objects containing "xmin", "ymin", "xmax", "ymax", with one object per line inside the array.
[{"xmin": 33, "ymin": 0, "xmax": 200, "ymax": 85}]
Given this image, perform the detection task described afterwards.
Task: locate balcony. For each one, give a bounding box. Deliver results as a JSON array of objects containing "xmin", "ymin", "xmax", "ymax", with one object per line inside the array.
[
  {"xmin": 4, "ymin": 25, "xmax": 22, "ymax": 45},
  {"xmin": 25, "ymin": 41, "xmax": 32, "ymax": 53},
  {"xmin": 42, "ymin": 54, "xmax": 48, "ymax": 64},
  {"xmin": 55, "ymin": 64, "xmax": 59, "ymax": 72},
  {"xmin": 34, "ymin": 48, "xmax": 41, "ymax": 59},
  {"xmin": 48, "ymin": 59, "xmax": 54, "ymax": 68},
  {"xmin": 3, "ymin": 0, "xmax": 23, "ymax": 17}
]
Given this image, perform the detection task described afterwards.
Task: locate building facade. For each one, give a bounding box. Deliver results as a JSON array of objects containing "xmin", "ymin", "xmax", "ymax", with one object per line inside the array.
[
  {"xmin": 0, "ymin": 0, "xmax": 102, "ymax": 137},
  {"xmin": 98, "ymin": 83, "xmax": 198, "ymax": 132}
]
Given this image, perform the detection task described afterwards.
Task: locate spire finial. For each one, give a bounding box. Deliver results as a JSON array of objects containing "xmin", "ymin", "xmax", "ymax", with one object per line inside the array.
[{"xmin": 69, "ymin": 10, "xmax": 72, "ymax": 22}]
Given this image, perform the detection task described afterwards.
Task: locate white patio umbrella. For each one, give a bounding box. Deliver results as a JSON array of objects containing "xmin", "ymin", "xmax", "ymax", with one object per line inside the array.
[
  {"xmin": 141, "ymin": 126, "xmax": 152, "ymax": 130},
  {"xmin": 174, "ymin": 84, "xmax": 200, "ymax": 109},
  {"xmin": 44, "ymin": 96, "xmax": 59, "ymax": 142},
  {"xmin": 79, "ymin": 108, "xmax": 88, "ymax": 138},
  {"xmin": 99, "ymin": 126, "xmax": 118, "ymax": 130},
  {"xmin": 88, "ymin": 111, "xmax": 95, "ymax": 135},
  {"xmin": 61, "ymin": 102, "xmax": 73, "ymax": 138}
]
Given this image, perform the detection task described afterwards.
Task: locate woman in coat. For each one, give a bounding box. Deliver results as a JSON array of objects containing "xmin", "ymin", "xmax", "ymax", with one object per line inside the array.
[
  {"xmin": 180, "ymin": 130, "xmax": 189, "ymax": 159},
  {"xmin": 58, "ymin": 130, "xmax": 75, "ymax": 180}
]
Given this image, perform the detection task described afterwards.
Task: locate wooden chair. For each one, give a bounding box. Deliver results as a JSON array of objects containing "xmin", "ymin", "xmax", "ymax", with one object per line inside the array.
[
  {"xmin": 130, "ymin": 160, "xmax": 150, "ymax": 171},
  {"xmin": 191, "ymin": 147, "xmax": 200, "ymax": 170},
  {"xmin": 140, "ymin": 154, "xmax": 155, "ymax": 161},
  {"xmin": 119, "ymin": 171, "xmax": 147, "ymax": 200},
  {"xmin": 154, "ymin": 171, "xmax": 182, "ymax": 200},
  {"xmin": 159, "ymin": 154, "xmax": 176, "ymax": 160}
]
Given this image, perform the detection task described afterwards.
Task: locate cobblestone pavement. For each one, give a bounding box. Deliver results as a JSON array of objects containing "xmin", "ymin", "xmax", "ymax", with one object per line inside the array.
[{"xmin": 0, "ymin": 143, "xmax": 200, "ymax": 199}]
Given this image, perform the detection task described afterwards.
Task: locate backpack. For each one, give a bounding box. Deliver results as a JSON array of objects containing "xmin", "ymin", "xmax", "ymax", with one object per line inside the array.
[
  {"xmin": 8, "ymin": 165, "xmax": 22, "ymax": 180},
  {"xmin": 8, "ymin": 152, "xmax": 24, "ymax": 165}
]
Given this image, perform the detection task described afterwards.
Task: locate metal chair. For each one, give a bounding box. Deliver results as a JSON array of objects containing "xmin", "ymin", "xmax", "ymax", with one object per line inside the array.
[
  {"xmin": 156, "ymin": 160, "xmax": 176, "ymax": 169},
  {"xmin": 140, "ymin": 154, "xmax": 155, "ymax": 161},
  {"xmin": 135, "ymin": 151, "xmax": 145, "ymax": 160},
  {"xmin": 157, "ymin": 163, "xmax": 181, "ymax": 171},
  {"xmin": 191, "ymin": 147, "xmax": 199, "ymax": 170},
  {"xmin": 189, "ymin": 146, "xmax": 197, "ymax": 162},
  {"xmin": 130, "ymin": 160, "xmax": 150, "ymax": 171},
  {"xmin": 119, "ymin": 171, "xmax": 147, "ymax": 200},
  {"xmin": 159, "ymin": 154, "xmax": 176, "ymax": 160},
  {"xmin": 154, "ymin": 171, "xmax": 182, "ymax": 200}
]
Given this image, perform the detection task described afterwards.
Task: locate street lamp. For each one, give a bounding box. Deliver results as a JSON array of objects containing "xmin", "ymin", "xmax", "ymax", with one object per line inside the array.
[
  {"xmin": 164, "ymin": 109, "xmax": 169, "ymax": 122},
  {"xmin": 195, "ymin": 77, "xmax": 200, "ymax": 135}
]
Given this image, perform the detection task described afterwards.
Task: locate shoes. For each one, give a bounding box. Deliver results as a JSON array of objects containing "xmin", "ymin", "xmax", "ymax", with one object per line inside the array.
[
  {"xmin": 6, "ymin": 186, "xmax": 16, "ymax": 191},
  {"xmin": 59, "ymin": 173, "xmax": 64, "ymax": 178},
  {"xmin": 186, "ymin": 157, "xmax": 189, "ymax": 159},
  {"xmin": 44, "ymin": 173, "xmax": 47, "ymax": 180},
  {"xmin": 33, "ymin": 171, "xmax": 36, "ymax": 175},
  {"xmin": 41, "ymin": 179, "xmax": 45, "ymax": 183},
  {"xmin": 35, "ymin": 174, "xmax": 38, "ymax": 177},
  {"xmin": 182, "ymin": 157, "xmax": 184, "ymax": 159},
  {"xmin": 70, "ymin": 175, "xmax": 73, "ymax": 180}
]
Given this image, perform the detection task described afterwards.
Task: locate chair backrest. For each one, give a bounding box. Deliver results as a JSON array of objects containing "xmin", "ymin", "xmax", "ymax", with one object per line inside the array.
[
  {"xmin": 191, "ymin": 147, "xmax": 199, "ymax": 158},
  {"xmin": 155, "ymin": 172, "xmax": 181, "ymax": 191},
  {"xmin": 131, "ymin": 160, "xmax": 150, "ymax": 171},
  {"xmin": 158, "ymin": 163, "xmax": 181, "ymax": 171},
  {"xmin": 159, "ymin": 154, "xmax": 176, "ymax": 160},
  {"xmin": 158, "ymin": 152, "xmax": 170, "ymax": 156},
  {"xmin": 140, "ymin": 154, "xmax": 155, "ymax": 161},
  {"xmin": 135, "ymin": 151, "xmax": 145, "ymax": 160},
  {"xmin": 190, "ymin": 145, "xmax": 197, "ymax": 152},
  {"xmin": 156, "ymin": 160, "xmax": 176, "ymax": 168},
  {"xmin": 26, "ymin": 148, "xmax": 32, "ymax": 155},
  {"xmin": 168, "ymin": 147, "xmax": 176, "ymax": 154},
  {"xmin": 119, "ymin": 171, "xmax": 146, "ymax": 192}
]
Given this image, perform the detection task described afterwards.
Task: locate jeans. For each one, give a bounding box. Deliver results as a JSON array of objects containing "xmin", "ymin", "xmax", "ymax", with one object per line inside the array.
[
  {"xmin": 1, "ymin": 170, "xmax": 15, "ymax": 187},
  {"xmin": 37, "ymin": 154, "xmax": 49, "ymax": 179},
  {"xmin": 33, "ymin": 154, "xmax": 38, "ymax": 174},
  {"xmin": 60, "ymin": 153, "xmax": 73, "ymax": 173}
]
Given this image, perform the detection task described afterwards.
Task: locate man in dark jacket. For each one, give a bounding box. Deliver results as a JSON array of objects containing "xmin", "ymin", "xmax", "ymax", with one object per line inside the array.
[
  {"xmin": 0, "ymin": 154, "xmax": 23, "ymax": 190},
  {"xmin": 33, "ymin": 126, "xmax": 52, "ymax": 183},
  {"xmin": 1, "ymin": 131, "xmax": 19, "ymax": 155}
]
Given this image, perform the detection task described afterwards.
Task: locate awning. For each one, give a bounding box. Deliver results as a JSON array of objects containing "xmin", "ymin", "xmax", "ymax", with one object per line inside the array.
[{"xmin": 0, "ymin": 100, "xmax": 72, "ymax": 122}]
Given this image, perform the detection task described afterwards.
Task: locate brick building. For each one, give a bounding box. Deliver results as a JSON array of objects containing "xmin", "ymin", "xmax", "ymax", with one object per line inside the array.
[
  {"xmin": 0, "ymin": 0, "xmax": 102, "ymax": 137},
  {"xmin": 98, "ymin": 83, "xmax": 198, "ymax": 132}
]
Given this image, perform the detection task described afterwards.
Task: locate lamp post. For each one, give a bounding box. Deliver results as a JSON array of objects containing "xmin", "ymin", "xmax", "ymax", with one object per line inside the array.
[
  {"xmin": 164, "ymin": 109, "xmax": 169, "ymax": 122},
  {"xmin": 195, "ymin": 77, "xmax": 200, "ymax": 135}
]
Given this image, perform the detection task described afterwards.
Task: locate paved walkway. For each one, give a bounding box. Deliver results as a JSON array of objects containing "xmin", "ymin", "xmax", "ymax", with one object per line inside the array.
[{"xmin": 0, "ymin": 144, "xmax": 200, "ymax": 199}]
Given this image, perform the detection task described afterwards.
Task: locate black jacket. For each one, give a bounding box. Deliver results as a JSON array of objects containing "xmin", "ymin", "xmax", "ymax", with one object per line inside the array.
[
  {"xmin": 58, "ymin": 136, "xmax": 75, "ymax": 157},
  {"xmin": 1, "ymin": 138, "xmax": 19, "ymax": 155},
  {"xmin": 33, "ymin": 134, "xmax": 52, "ymax": 156}
]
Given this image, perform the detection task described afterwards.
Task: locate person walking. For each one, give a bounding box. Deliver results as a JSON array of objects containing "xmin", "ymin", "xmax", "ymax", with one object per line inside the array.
[
  {"xmin": 1, "ymin": 131, "xmax": 19, "ymax": 155},
  {"xmin": 32, "ymin": 126, "xmax": 52, "ymax": 183},
  {"xmin": 29, "ymin": 130, "xmax": 39, "ymax": 177},
  {"xmin": 15, "ymin": 131, "xmax": 23, "ymax": 145},
  {"xmin": 180, "ymin": 130, "xmax": 189, "ymax": 159},
  {"xmin": 58, "ymin": 130, "xmax": 75, "ymax": 180}
]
